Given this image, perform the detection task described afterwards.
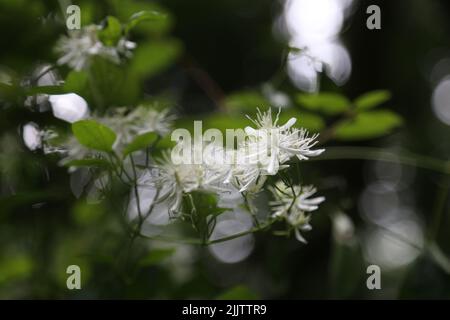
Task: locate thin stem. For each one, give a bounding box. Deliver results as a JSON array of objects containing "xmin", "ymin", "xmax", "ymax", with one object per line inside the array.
[
  {"xmin": 207, "ymin": 222, "xmax": 273, "ymax": 245},
  {"xmin": 318, "ymin": 109, "xmax": 356, "ymax": 145},
  {"xmin": 181, "ymin": 54, "xmax": 227, "ymax": 111},
  {"xmin": 33, "ymin": 64, "xmax": 59, "ymax": 84},
  {"xmin": 427, "ymin": 177, "xmax": 450, "ymax": 242},
  {"xmin": 427, "ymin": 242, "xmax": 450, "ymax": 274},
  {"xmin": 242, "ymin": 192, "xmax": 260, "ymax": 227},
  {"xmin": 311, "ymin": 146, "xmax": 450, "ymax": 175},
  {"xmin": 368, "ymin": 221, "xmax": 423, "ymax": 251}
]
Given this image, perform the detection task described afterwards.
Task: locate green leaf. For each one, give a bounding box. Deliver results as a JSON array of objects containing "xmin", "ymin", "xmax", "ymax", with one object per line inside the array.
[
  {"xmin": 203, "ymin": 113, "xmax": 251, "ymax": 133},
  {"xmin": 217, "ymin": 286, "xmax": 259, "ymax": 300},
  {"xmin": 63, "ymin": 158, "xmax": 111, "ymax": 169},
  {"xmin": 354, "ymin": 90, "xmax": 391, "ymax": 111},
  {"xmin": 189, "ymin": 191, "xmax": 228, "ymax": 218},
  {"xmin": 72, "ymin": 202, "xmax": 105, "ymax": 225},
  {"xmin": 278, "ymin": 108, "xmax": 325, "ymax": 132},
  {"xmin": 109, "ymin": 0, "xmax": 172, "ymax": 35},
  {"xmin": 26, "ymin": 85, "xmax": 65, "ymax": 96},
  {"xmin": 0, "ymin": 254, "xmax": 33, "ymax": 285},
  {"xmin": 296, "ymin": 93, "xmax": 350, "ymax": 115},
  {"xmin": 138, "ymin": 248, "xmax": 175, "ymax": 267},
  {"xmin": 88, "ymin": 57, "xmax": 139, "ymax": 108},
  {"xmin": 125, "ymin": 10, "xmax": 168, "ymax": 33},
  {"xmin": 225, "ymin": 91, "xmax": 270, "ymax": 113},
  {"xmin": 0, "ymin": 82, "xmax": 23, "ymax": 102},
  {"xmin": 335, "ymin": 110, "xmax": 403, "ymax": 141},
  {"xmin": 98, "ymin": 16, "xmax": 122, "ymax": 46},
  {"xmin": 123, "ymin": 131, "xmax": 158, "ymax": 156},
  {"xmin": 186, "ymin": 191, "xmax": 228, "ymax": 240},
  {"xmin": 72, "ymin": 120, "xmax": 116, "ymax": 152},
  {"xmin": 64, "ymin": 71, "xmax": 89, "ymax": 94},
  {"xmin": 130, "ymin": 40, "xmax": 181, "ymax": 79}
]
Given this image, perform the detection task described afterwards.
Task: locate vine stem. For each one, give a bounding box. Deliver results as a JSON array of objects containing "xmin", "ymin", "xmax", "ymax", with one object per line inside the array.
[
  {"xmin": 311, "ymin": 146, "xmax": 450, "ymax": 175},
  {"xmin": 206, "ymin": 223, "xmax": 272, "ymax": 245},
  {"xmin": 138, "ymin": 221, "xmax": 274, "ymax": 246}
]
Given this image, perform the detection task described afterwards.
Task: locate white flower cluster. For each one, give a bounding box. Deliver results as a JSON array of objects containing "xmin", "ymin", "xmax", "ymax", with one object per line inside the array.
[
  {"xmin": 270, "ymin": 181, "xmax": 325, "ymax": 243},
  {"xmin": 137, "ymin": 108, "xmax": 325, "ymax": 242},
  {"xmin": 56, "ymin": 25, "xmax": 136, "ymax": 71},
  {"xmin": 42, "ymin": 106, "xmax": 173, "ymax": 166},
  {"xmin": 100, "ymin": 106, "xmax": 174, "ymax": 152},
  {"xmin": 233, "ymin": 108, "xmax": 324, "ymax": 191}
]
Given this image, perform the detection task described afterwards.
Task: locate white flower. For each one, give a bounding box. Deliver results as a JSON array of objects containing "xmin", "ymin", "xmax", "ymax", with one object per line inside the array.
[
  {"xmin": 100, "ymin": 106, "xmax": 174, "ymax": 152},
  {"xmin": 245, "ymin": 108, "xmax": 324, "ymax": 167},
  {"xmin": 134, "ymin": 142, "xmax": 239, "ymax": 222},
  {"xmin": 49, "ymin": 93, "xmax": 90, "ymax": 123},
  {"xmin": 270, "ymin": 181, "xmax": 325, "ymax": 243},
  {"xmin": 140, "ymin": 152, "xmax": 204, "ymax": 217},
  {"xmin": 56, "ymin": 25, "xmax": 135, "ymax": 71},
  {"xmin": 231, "ymin": 143, "xmax": 268, "ymax": 193},
  {"xmin": 230, "ymin": 108, "xmax": 324, "ymax": 192}
]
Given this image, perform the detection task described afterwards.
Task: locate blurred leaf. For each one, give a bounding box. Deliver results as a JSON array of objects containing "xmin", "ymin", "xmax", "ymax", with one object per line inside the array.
[
  {"xmin": 109, "ymin": 0, "xmax": 172, "ymax": 35},
  {"xmin": 296, "ymin": 93, "xmax": 350, "ymax": 115},
  {"xmin": 190, "ymin": 191, "xmax": 227, "ymax": 218},
  {"xmin": 278, "ymin": 109, "xmax": 325, "ymax": 132},
  {"xmin": 354, "ymin": 90, "xmax": 391, "ymax": 111},
  {"xmin": 130, "ymin": 40, "xmax": 181, "ymax": 79},
  {"xmin": 53, "ymin": 236, "xmax": 92, "ymax": 287},
  {"xmin": 123, "ymin": 131, "xmax": 158, "ymax": 156},
  {"xmin": 98, "ymin": 16, "xmax": 122, "ymax": 46},
  {"xmin": 225, "ymin": 91, "xmax": 270, "ymax": 113},
  {"xmin": 73, "ymin": 202, "xmax": 105, "ymax": 225},
  {"xmin": 64, "ymin": 71, "xmax": 89, "ymax": 94},
  {"xmin": 186, "ymin": 191, "xmax": 228, "ymax": 240},
  {"xmin": 217, "ymin": 285, "xmax": 259, "ymax": 300},
  {"xmin": 0, "ymin": 254, "xmax": 33, "ymax": 285},
  {"xmin": 0, "ymin": 82, "xmax": 22, "ymax": 102},
  {"xmin": 0, "ymin": 191, "xmax": 61, "ymax": 215},
  {"xmin": 126, "ymin": 10, "xmax": 168, "ymax": 34},
  {"xmin": 26, "ymin": 85, "xmax": 65, "ymax": 96},
  {"xmin": 203, "ymin": 113, "xmax": 251, "ymax": 133},
  {"xmin": 72, "ymin": 120, "xmax": 116, "ymax": 152},
  {"xmin": 138, "ymin": 248, "xmax": 175, "ymax": 267},
  {"xmin": 88, "ymin": 57, "xmax": 139, "ymax": 108},
  {"xmin": 335, "ymin": 110, "xmax": 403, "ymax": 141}
]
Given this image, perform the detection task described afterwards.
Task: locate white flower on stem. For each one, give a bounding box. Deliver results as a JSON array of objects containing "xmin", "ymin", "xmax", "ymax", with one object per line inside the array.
[
  {"xmin": 134, "ymin": 142, "xmax": 239, "ymax": 223},
  {"xmin": 56, "ymin": 25, "xmax": 136, "ymax": 71},
  {"xmin": 232, "ymin": 150, "xmax": 268, "ymax": 193},
  {"xmin": 270, "ymin": 181, "xmax": 325, "ymax": 243},
  {"xmin": 141, "ymin": 152, "xmax": 204, "ymax": 217},
  {"xmin": 231, "ymin": 108, "xmax": 324, "ymax": 193},
  {"xmin": 245, "ymin": 108, "xmax": 324, "ymax": 168}
]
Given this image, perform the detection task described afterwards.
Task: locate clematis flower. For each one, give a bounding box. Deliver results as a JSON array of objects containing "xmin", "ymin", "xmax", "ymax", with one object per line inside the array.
[
  {"xmin": 231, "ymin": 108, "xmax": 324, "ymax": 192},
  {"xmin": 270, "ymin": 181, "xmax": 325, "ymax": 243},
  {"xmin": 56, "ymin": 25, "xmax": 136, "ymax": 71}
]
